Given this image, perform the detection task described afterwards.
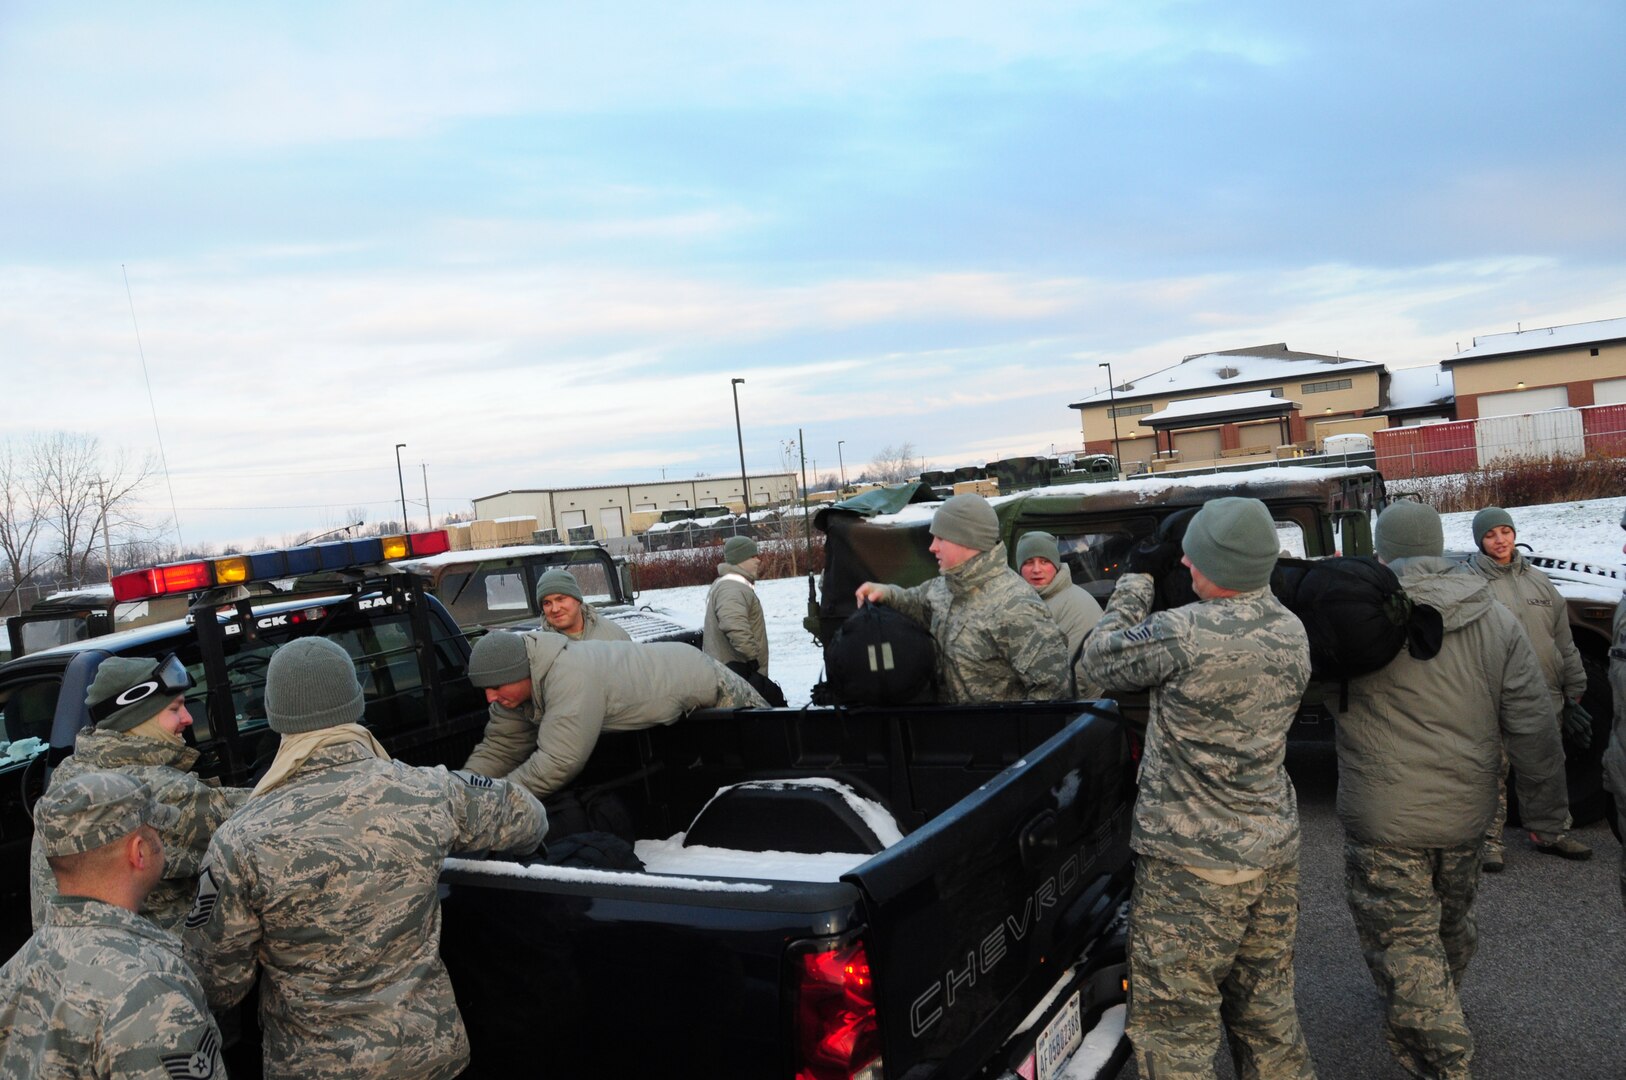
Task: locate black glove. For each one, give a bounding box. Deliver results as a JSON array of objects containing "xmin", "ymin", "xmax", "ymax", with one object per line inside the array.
[
  {"xmin": 1127, "ymin": 536, "xmax": 1182, "ymax": 581},
  {"xmin": 1561, "ymin": 700, "xmax": 1593, "ymax": 749}
]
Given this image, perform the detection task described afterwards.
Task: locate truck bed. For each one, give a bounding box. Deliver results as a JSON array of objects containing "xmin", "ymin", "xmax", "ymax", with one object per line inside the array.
[{"xmin": 438, "ymin": 700, "xmax": 1135, "ymax": 1078}]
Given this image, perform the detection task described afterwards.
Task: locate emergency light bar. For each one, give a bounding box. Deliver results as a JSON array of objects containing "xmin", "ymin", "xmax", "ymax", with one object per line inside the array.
[{"xmin": 111, "ymin": 530, "xmax": 451, "ymax": 603}]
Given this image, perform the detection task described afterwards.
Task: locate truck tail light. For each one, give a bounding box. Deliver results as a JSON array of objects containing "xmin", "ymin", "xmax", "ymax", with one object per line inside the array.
[{"xmin": 794, "ymin": 938, "xmax": 883, "ymax": 1080}]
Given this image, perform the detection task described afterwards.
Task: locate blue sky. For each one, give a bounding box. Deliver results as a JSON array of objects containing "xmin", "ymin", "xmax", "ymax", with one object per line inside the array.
[{"xmin": 3, "ymin": 2, "xmax": 1624, "ymax": 549}]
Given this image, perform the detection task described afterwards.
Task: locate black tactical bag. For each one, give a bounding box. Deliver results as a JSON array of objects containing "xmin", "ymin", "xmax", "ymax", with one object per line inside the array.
[
  {"xmin": 817, "ymin": 602, "xmax": 936, "ymax": 706},
  {"xmin": 1270, "ymin": 555, "xmax": 1442, "ymax": 681}
]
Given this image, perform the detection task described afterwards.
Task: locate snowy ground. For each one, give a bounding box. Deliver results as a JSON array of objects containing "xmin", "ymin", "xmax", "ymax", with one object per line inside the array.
[{"xmin": 636, "ymin": 495, "xmax": 1626, "ymax": 710}]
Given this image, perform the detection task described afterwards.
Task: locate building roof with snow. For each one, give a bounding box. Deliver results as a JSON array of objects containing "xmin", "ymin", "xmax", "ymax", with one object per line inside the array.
[
  {"xmin": 1069, "ymin": 343, "xmax": 1383, "ymax": 408},
  {"xmin": 1374, "ymin": 364, "xmax": 1454, "ymax": 417},
  {"xmin": 1140, "ymin": 390, "xmax": 1300, "ymax": 428},
  {"xmin": 1443, "ymin": 315, "xmax": 1626, "ymax": 366}
]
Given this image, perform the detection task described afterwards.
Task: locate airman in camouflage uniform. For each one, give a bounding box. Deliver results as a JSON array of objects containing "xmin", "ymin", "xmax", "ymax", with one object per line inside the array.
[
  {"xmin": 856, "ymin": 494, "xmax": 1068, "ymax": 703},
  {"xmin": 1334, "ymin": 503, "xmax": 1569, "ymax": 1080},
  {"xmin": 463, "ymin": 629, "xmax": 766, "ymax": 801},
  {"xmin": 1604, "ymin": 507, "xmax": 1626, "ymax": 908},
  {"xmin": 1081, "ymin": 497, "xmax": 1315, "ymax": 1080},
  {"xmin": 1, "ymin": 771, "xmax": 226, "ymax": 1080},
  {"xmin": 183, "ymin": 637, "xmax": 546, "ymax": 1080},
  {"xmin": 537, "ymin": 568, "xmax": 633, "ymax": 642},
  {"xmin": 30, "ymin": 654, "xmax": 247, "ymax": 931}
]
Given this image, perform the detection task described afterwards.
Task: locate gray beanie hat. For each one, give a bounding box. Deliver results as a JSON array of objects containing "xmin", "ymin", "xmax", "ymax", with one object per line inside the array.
[
  {"xmin": 535, "ymin": 568, "xmax": 583, "ymax": 604},
  {"xmin": 723, "ymin": 535, "xmax": 758, "ymax": 564},
  {"xmin": 1471, "ymin": 507, "xmax": 1515, "ymax": 548},
  {"xmin": 1375, "ymin": 501, "xmax": 1444, "ymax": 562},
  {"xmin": 1181, "ymin": 497, "xmax": 1278, "ymax": 592},
  {"xmin": 264, "ymin": 637, "xmax": 365, "ymax": 735},
  {"xmin": 930, "ymin": 494, "xmax": 1000, "ymax": 552},
  {"xmin": 86, "ymin": 656, "xmax": 179, "ymax": 733},
  {"xmin": 1014, "ymin": 531, "xmax": 1061, "ymax": 569},
  {"xmin": 467, "ymin": 631, "xmax": 531, "ymax": 688}
]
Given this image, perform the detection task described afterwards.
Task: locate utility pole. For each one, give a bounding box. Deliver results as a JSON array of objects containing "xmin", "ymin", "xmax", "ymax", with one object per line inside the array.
[
  {"xmin": 394, "ymin": 443, "xmax": 409, "ymax": 531},
  {"xmin": 95, "ymin": 479, "xmax": 113, "ymax": 584},
  {"xmin": 731, "ymin": 378, "xmax": 752, "ymax": 524},
  {"xmin": 421, "ymin": 463, "xmax": 431, "ymax": 529}
]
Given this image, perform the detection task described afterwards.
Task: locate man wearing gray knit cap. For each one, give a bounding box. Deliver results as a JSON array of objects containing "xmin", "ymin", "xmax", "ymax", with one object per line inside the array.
[
  {"xmin": 1465, "ymin": 505, "xmax": 1589, "ymax": 866},
  {"xmin": 184, "ymin": 636, "xmax": 546, "ymax": 1080},
  {"xmin": 536, "ymin": 568, "xmax": 631, "ymax": 642},
  {"xmin": 1083, "ymin": 496, "xmax": 1316, "ymax": 1079},
  {"xmin": 1332, "ymin": 500, "xmax": 1568, "ymax": 1080},
  {"xmin": 1016, "ymin": 530, "xmax": 1103, "ymax": 661},
  {"xmin": 855, "ymin": 493, "xmax": 1068, "ymax": 703},
  {"xmin": 29, "ymin": 653, "xmax": 247, "ymax": 932},
  {"xmin": 462, "ymin": 629, "xmax": 767, "ymax": 801},
  {"xmin": 703, "ymin": 534, "xmax": 770, "ymax": 676}
]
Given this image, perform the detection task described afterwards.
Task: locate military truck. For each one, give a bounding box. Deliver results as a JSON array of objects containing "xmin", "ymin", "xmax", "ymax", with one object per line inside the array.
[
  {"xmin": 394, "ymin": 541, "xmax": 699, "ymax": 644},
  {"xmin": 805, "ymin": 466, "xmax": 1619, "ymax": 826}
]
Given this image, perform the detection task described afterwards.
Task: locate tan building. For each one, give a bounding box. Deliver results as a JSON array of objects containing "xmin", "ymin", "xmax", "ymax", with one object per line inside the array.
[
  {"xmin": 1071, "ymin": 344, "xmax": 1388, "ymax": 472},
  {"xmin": 1442, "ymin": 316, "xmax": 1626, "ymax": 419},
  {"xmin": 472, "ymin": 473, "xmax": 798, "ymax": 542}
]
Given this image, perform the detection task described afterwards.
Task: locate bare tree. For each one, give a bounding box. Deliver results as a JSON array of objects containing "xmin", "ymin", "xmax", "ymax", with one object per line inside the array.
[
  {"xmin": 30, "ymin": 433, "xmax": 156, "ymax": 586},
  {"xmin": 869, "ymin": 442, "xmax": 922, "ymax": 484},
  {"xmin": 0, "ymin": 438, "xmax": 47, "ymax": 614}
]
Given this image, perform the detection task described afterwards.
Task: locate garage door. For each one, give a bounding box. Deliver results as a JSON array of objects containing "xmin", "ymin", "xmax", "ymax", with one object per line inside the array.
[
  {"xmin": 1592, "ymin": 377, "xmax": 1626, "ymax": 406},
  {"xmin": 1477, "ymin": 386, "xmax": 1568, "ymax": 417}
]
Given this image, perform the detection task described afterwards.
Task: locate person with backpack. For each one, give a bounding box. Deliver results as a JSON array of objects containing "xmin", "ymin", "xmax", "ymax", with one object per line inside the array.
[
  {"xmin": 855, "ymin": 493, "xmax": 1068, "ymax": 703},
  {"xmin": 1081, "ymin": 497, "xmax": 1316, "ymax": 1080},
  {"xmin": 1466, "ymin": 506, "xmax": 1591, "ymax": 869},
  {"xmin": 1332, "ymin": 501, "xmax": 1569, "ymax": 1080}
]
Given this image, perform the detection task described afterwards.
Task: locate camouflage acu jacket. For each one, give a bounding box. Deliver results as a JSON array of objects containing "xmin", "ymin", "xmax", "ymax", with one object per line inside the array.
[
  {"xmin": 30, "ymin": 728, "xmax": 246, "ymax": 932},
  {"xmin": 876, "ymin": 543, "xmax": 1069, "ymax": 704},
  {"xmin": 1082, "ymin": 573, "xmax": 1311, "ymax": 871},
  {"xmin": 183, "ymin": 743, "xmax": 546, "ymax": 1080},
  {"xmin": 0, "ymin": 896, "xmax": 224, "ymax": 1080},
  {"xmin": 703, "ymin": 564, "xmax": 769, "ymax": 674}
]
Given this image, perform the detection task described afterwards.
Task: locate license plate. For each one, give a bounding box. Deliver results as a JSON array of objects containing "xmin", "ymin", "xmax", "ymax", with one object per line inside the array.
[{"xmin": 1034, "ymin": 990, "xmax": 1083, "ymax": 1080}]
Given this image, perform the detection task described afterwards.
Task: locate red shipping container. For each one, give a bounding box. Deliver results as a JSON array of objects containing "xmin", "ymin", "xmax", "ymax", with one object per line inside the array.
[
  {"xmin": 1581, "ymin": 403, "xmax": 1626, "ymax": 458},
  {"xmin": 1376, "ymin": 421, "xmax": 1476, "ymax": 479}
]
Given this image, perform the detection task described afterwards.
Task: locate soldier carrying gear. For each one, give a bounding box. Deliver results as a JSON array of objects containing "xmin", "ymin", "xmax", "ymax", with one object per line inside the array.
[
  {"xmin": 1, "ymin": 771, "xmax": 226, "ymax": 1080},
  {"xmin": 536, "ymin": 568, "xmax": 631, "ymax": 642},
  {"xmin": 183, "ymin": 637, "xmax": 547, "ymax": 1080},
  {"xmin": 29, "ymin": 653, "xmax": 248, "ymax": 932},
  {"xmin": 854, "ymin": 493, "xmax": 1069, "ymax": 703},
  {"xmin": 1083, "ymin": 496, "xmax": 1317, "ymax": 1080},
  {"xmin": 1333, "ymin": 501, "xmax": 1569, "ymax": 1080}
]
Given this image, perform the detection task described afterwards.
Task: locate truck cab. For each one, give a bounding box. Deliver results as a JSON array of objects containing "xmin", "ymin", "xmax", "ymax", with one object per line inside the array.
[
  {"xmin": 394, "ymin": 541, "xmax": 699, "ymax": 644},
  {"xmin": 0, "ymin": 529, "xmax": 490, "ymax": 961}
]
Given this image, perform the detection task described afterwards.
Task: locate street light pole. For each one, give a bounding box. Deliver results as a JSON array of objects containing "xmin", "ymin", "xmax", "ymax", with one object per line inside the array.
[
  {"xmin": 394, "ymin": 443, "xmax": 409, "ymax": 531},
  {"xmin": 731, "ymin": 378, "xmax": 752, "ymax": 524},
  {"xmin": 837, "ymin": 440, "xmax": 847, "ymax": 494},
  {"xmin": 421, "ymin": 463, "xmax": 431, "ymax": 529},
  {"xmin": 1098, "ymin": 363, "xmax": 1122, "ymax": 478}
]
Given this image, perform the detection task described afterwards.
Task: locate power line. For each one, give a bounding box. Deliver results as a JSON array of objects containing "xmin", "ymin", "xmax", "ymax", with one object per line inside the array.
[{"xmin": 123, "ymin": 265, "xmax": 184, "ymax": 549}]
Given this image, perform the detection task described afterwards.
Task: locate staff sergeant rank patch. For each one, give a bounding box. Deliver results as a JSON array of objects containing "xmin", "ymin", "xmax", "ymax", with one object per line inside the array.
[
  {"xmin": 161, "ymin": 1028, "xmax": 220, "ymax": 1078},
  {"xmin": 183, "ymin": 866, "xmax": 220, "ymax": 930}
]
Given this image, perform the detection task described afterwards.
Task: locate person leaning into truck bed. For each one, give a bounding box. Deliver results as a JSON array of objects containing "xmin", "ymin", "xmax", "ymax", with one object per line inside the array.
[
  {"xmin": 854, "ymin": 493, "xmax": 1069, "ymax": 703},
  {"xmin": 1465, "ymin": 505, "xmax": 1591, "ymax": 868},
  {"xmin": 536, "ymin": 568, "xmax": 632, "ymax": 642},
  {"xmin": 184, "ymin": 637, "xmax": 547, "ymax": 1080},
  {"xmin": 28, "ymin": 654, "xmax": 248, "ymax": 933},
  {"xmin": 1081, "ymin": 496, "xmax": 1317, "ymax": 1080},
  {"xmin": 462, "ymin": 629, "xmax": 767, "ymax": 802}
]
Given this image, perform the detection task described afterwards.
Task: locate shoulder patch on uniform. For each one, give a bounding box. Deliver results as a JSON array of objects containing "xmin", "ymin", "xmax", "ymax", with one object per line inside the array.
[
  {"xmin": 161, "ymin": 1027, "xmax": 219, "ymax": 1078},
  {"xmin": 182, "ymin": 867, "xmax": 219, "ymax": 931},
  {"xmin": 454, "ymin": 769, "xmax": 495, "ymax": 788},
  {"xmin": 1125, "ymin": 624, "xmax": 1156, "ymax": 643}
]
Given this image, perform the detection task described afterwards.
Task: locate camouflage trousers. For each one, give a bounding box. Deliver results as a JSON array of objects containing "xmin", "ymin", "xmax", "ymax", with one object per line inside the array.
[
  {"xmin": 1127, "ymin": 855, "xmax": 1316, "ymax": 1080},
  {"xmin": 714, "ymin": 664, "xmax": 769, "ymax": 709},
  {"xmin": 1484, "ymin": 727, "xmax": 1572, "ymax": 851},
  {"xmin": 1343, "ymin": 840, "xmax": 1479, "ymax": 1080}
]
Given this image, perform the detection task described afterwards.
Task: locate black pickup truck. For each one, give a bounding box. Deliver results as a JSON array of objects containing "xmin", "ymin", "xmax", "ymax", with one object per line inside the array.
[
  {"xmin": 440, "ymin": 699, "xmax": 1135, "ymax": 1080},
  {"xmin": 1, "ymin": 532, "xmax": 1138, "ymax": 1080}
]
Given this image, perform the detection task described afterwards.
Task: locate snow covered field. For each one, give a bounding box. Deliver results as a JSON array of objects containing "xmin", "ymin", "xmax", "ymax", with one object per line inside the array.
[{"xmin": 636, "ymin": 495, "xmax": 1626, "ymax": 710}]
